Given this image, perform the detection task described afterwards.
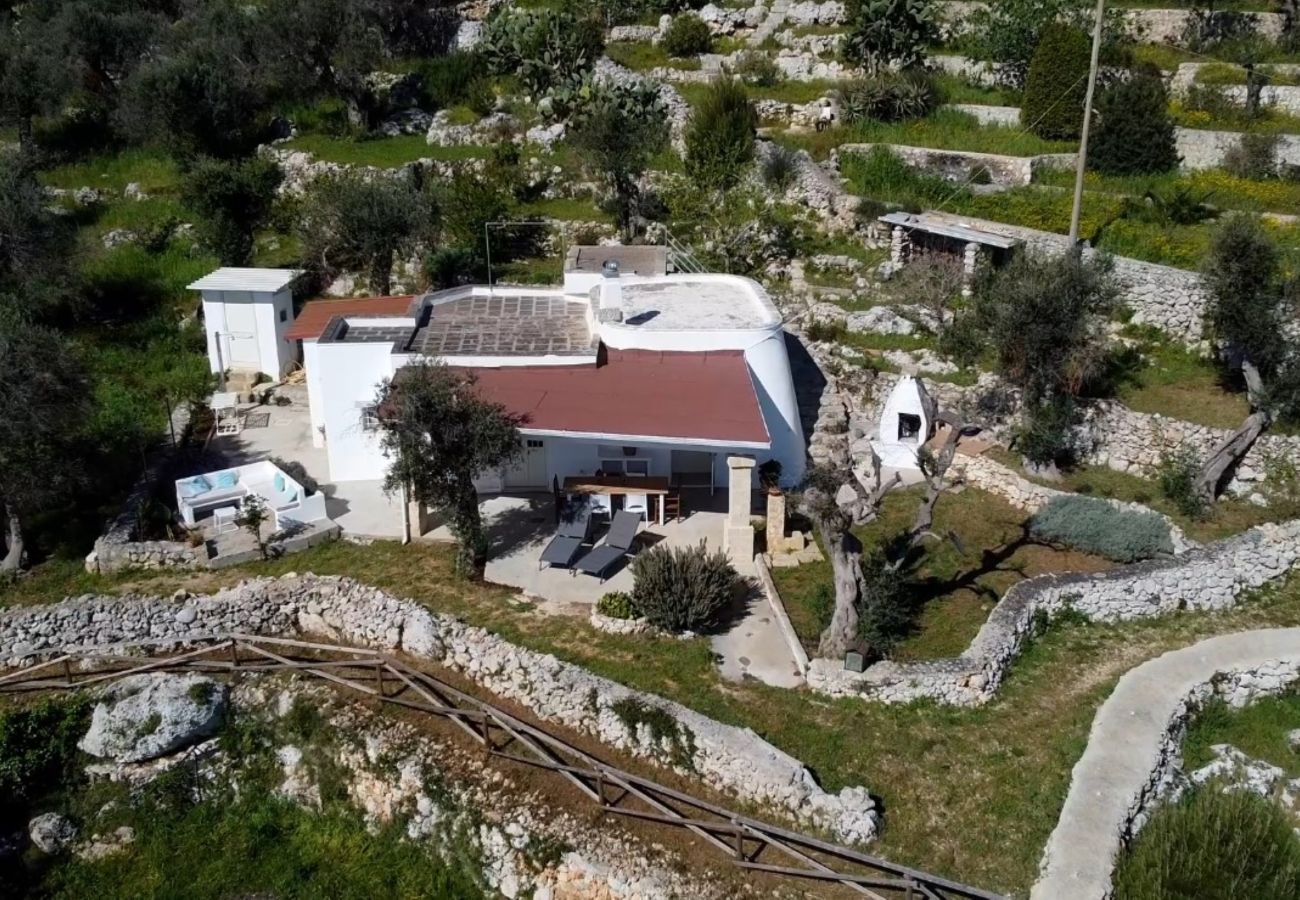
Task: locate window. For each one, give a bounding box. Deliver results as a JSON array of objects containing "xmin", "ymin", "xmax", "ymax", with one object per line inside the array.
[
  {"xmin": 599, "ymin": 458, "xmax": 650, "ymax": 476},
  {"xmin": 525, "ymin": 439, "xmax": 544, "ymax": 449},
  {"xmin": 279, "ymin": 309, "xmax": 288, "ymax": 323},
  {"xmin": 360, "ymin": 405, "xmax": 380, "ymax": 432},
  {"xmin": 898, "ymin": 413, "xmax": 922, "ymax": 441}
]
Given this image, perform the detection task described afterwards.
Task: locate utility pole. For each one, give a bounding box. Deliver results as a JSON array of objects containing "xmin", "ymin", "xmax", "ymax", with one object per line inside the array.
[{"xmin": 1069, "ymin": 0, "xmax": 1107, "ymax": 250}]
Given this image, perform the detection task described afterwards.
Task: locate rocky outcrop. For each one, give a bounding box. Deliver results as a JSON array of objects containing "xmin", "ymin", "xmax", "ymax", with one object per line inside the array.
[
  {"xmin": 28, "ymin": 813, "xmax": 78, "ymax": 855},
  {"xmin": 78, "ymin": 673, "xmax": 228, "ymax": 764},
  {"xmin": 0, "ymin": 575, "xmax": 881, "ymax": 846}
]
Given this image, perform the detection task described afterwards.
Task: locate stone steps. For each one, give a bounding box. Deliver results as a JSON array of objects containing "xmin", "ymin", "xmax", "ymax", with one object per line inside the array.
[{"xmin": 750, "ymin": 0, "xmax": 790, "ymax": 47}]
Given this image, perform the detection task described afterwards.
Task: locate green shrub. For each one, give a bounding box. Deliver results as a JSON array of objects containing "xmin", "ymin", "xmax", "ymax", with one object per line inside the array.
[
  {"xmin": 0, "ymin": 697, "xmax": 90, "ymax": 806},
  {"xmin": 1158, "ymin": 445, "xmax": 1209, "ymax": 520},
  {"xmin": 1022, "ymin": 23, "xmax": 1090, "ymax": 141},
  {"xmin": 684, "ymin": 77, "xmax": 757, "ymax": 190},
  {"xmin": 412, "ymin": 52, "xmax": 481, "ymax": 109},
  {"xmin": 729, "ymin": 50, "xmax": 782, "ymax": 87},
  {"xmin": 596, "ymin": 591, "xmax": 635, "ymax": 619},
  {"xmin": 1090, "ymin": 66, "xmax": 1180, "ymax": 176},
  {"xmin": 1114, "ymin": 787, "xmax": 1300, "ymax": 900},
  {"xmin": 1029, "ymin": 494, "xmax": 1174, "ymax": 562},
  {"xmin": 1224, "ymin": 132, "xmax": 1280, "ymax": 180},
  {"xmin": 760, "ymin": 144, "xmax": 800, "ymax": 191},
  {"xmin": 630, "ymin": 541, "xmax": 740, "ymax": 633},
  {"xmin": 841, "ymin": 0, "xmax": 937, "ymax": 74},
  {"xmin": 478, "ymin": 8, "xmax": 604, "ymax": 96},
  {"xmin": 838, "ymin": 70, "xmax": 937, "ymax": 124},
  {"xmin": 660, "ymin": 14, "xmax": 712, "ymax": 57}
]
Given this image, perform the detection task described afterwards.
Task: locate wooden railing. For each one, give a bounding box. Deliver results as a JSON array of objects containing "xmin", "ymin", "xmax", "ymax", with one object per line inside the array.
[{"xmin": 0, "ymin": 635, "xmax": 1006, "ymax": 900}]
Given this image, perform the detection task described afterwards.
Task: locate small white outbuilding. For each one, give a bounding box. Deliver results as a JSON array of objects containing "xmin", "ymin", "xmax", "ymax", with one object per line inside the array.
[
  {"xmin": 872, "ymin": 376, "xmax": 936, "ymax": 471},
  {"xmin": 189, "ymin": 267, "xmax": 301, "ymax": 380}
]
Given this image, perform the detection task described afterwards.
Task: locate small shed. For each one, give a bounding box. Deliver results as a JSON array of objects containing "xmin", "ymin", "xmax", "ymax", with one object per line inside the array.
[
  {"xmin": 190, "ymin": 268, "xmax": 301, "ymax": 379},
  {"xmin": 872, "ymin": 376, "xmax": 937, "ymax": 470},
  {"xmin": 879, "ymin": 212, "xmax": 1021, "ymax": 289}
]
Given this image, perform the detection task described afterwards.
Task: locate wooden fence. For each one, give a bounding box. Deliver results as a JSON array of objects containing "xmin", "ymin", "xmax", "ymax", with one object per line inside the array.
[{"xmin": 0, "ymin": 634, "xmax": 1006, "ymax": 900}]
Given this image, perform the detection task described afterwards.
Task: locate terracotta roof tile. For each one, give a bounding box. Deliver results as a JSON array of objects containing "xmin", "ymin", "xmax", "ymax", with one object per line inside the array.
[{"xmin": 286, "ymin": 296, "xmax": 416, "ymax": 341}]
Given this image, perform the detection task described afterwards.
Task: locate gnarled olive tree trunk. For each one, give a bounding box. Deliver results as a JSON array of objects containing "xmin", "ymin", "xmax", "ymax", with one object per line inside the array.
[{"xmin": 1194, "ymin": 360, "xmax": 1272, "ymax": 504}]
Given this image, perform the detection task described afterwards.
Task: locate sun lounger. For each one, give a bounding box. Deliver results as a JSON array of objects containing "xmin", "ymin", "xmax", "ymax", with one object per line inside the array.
[
  {"xmin": 539, "ymin": 508, "xmax": 592, "ymax": 570},
  {"xmin": 574, "ymin": 510, "xmax": 641, "ymax": 582}
]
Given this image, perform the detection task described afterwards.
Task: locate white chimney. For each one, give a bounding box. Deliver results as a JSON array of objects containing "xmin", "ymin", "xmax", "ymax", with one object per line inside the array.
[{"xmin": 598, "ymin": 259, "xmax": 623, "ymax": 322}]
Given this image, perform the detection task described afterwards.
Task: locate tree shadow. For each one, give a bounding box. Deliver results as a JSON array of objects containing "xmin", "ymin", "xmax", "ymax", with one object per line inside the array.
[{"xmin": 895, "ymin": 523, "xmax": 1038, "ymax": 614}]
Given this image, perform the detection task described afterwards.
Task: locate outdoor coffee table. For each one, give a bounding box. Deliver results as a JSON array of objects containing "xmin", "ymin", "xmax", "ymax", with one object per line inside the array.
[{"xmin": 212, "ymin": 505, "xmax": 238, "ymax": 535}]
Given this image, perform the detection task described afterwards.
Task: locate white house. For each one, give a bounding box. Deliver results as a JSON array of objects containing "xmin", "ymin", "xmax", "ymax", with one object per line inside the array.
[
  {"xmin": 190, "ymin": 267, "xmax": 301, "ymax": 380},
  {"xmin": 199, "ymin": 250, "xmax": 806, "ymax": 492}
]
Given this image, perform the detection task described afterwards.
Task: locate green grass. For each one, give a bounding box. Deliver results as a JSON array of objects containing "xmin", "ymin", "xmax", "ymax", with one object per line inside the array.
[
  {"xmin": 1184, "ymin": 691, "xmax": 1300, "ymax": 775},
  {"xmin": 8, "ymin": 541, "xmax": 1300, "ymax": 895},
  {"xmin": 1036, "ymin": 166, "xmax": 1300, "ymax": 217},
  {"xmin": 283, "ymin": 134, "xmax": 488, "ymax": 168},
  {"xmin": 40, "ymin": 784, "xmax": 482, "ymax": 899},
  {"xmin": 1113, "ymin": 335, "xmax": 1253, "ymax": 430},
  {"xmin": 40, "ymin": 149, "xmax": 180, "ymax": 195},
  {"xmin": 775, "ymin": 108, "xmax": 1075, "ymax": 161},
  {"xmin": 932, "ymin": 73, "xmax": 1023, "ymax": 108},
  {"xmin": 746, "ymin": 79, "xmax": 842, "ymax": 105},
  {"xmin": 519, "ymin": 196, "xmax": 611, "ymax": 223},
  {"xmin": 770, "ymin": 486, "xmax": 1114, "ymax": 661},
  {"xmin": 606, "ymin": 41, "xmax": 702, "ymax": 72}
]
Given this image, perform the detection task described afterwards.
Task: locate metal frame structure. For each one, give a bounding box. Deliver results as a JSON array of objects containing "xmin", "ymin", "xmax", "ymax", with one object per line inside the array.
[{"xmin": 0, "ymin": 635, "xmax": 1005, "ymax": 900}]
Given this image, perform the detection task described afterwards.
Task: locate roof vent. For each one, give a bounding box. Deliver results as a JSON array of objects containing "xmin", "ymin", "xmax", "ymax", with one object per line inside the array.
[{"xmin": 602, "ymin": 259, "xmax": 620, "ymax": 278}]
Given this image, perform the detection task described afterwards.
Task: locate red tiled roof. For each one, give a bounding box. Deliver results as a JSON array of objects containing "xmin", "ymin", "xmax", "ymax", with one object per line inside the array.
[
  {"xmin": 285, "ymin": 296, "xmax": 416, "ymax": 341},
  {"xmin": 463, "ymin": 349, "xmax": 770, "ymax": 446}
]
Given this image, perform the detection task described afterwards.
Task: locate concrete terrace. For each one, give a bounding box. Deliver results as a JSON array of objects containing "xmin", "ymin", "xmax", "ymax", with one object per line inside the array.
[{"xmin": 410, "ymin": 293, "xmax": 594, "ymax": 357}]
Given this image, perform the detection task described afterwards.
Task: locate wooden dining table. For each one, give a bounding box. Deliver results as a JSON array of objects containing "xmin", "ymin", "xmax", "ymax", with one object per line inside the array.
[{"xmin": 563, "ymin": 475, "xmax": 671, "ymax": 525}]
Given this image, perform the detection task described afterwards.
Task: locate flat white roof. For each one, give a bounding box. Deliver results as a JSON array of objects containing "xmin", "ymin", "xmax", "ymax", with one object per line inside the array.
[
  {"xmin": 189, "ymin": 267, "xmax": 301, "ymax": 293},
  {"xmin": 616, "ymin": 275, "xmax": 780, "ymax": 331}
]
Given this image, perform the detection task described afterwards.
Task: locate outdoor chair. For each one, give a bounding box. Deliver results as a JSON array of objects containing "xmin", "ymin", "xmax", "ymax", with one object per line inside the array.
[
  {"xmin": 574, "ymin": 510, "xmax": 641, "ymax": 582},
  {"xmin": 622, "ymin": 492, "xmax": 648, "ymax": 520},
  {"xmin": 589, "ymin": 493, "xmax": 612, "ymax": 519},
  {"xmin": 538, "ymin": 507, "xmax": 592, "ymax": 570}
]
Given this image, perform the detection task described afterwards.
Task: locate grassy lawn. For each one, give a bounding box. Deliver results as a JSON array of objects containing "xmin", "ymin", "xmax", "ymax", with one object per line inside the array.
[
  {"xmin": 933, "ymin": 73, "xmax": 1023, "ymax": 108},
  {"xmin": 519, "ymin": 196, "xmax": 611, "ymax": 223},
  {"xmin": 606, "ymin": 41, "xmax": 702, "ymax": 72},
  {"xmin": 770, "ymin": 485, "xmax": 1113, "ymax": 661},
  {"xmin": 1113, "ymin": 336, "xmax": 1252, "ymax": 430},
  {"xmin": 6, "ymin": 541, "xmax": 1300, "ymax": 895},
  {"xmin": 1184, "ymin": 691, "xmax": 1300, "ymax": 774},
  {"xmin": 282, "ymin": 133, "xmax": 488, "ymax": 167}
]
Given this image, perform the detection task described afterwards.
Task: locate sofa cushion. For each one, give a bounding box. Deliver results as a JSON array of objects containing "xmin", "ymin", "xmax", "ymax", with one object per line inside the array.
[
  {"xmin": 214, "ymin": 471, "xmax": 238, "ymax": 489},
  {"xmin": 273, "ymin": 472, "xmax": 286, "ymax": 493},
  {"xmin": 178, "ymin": 476, "xmax": 211, "ymax": 499}
]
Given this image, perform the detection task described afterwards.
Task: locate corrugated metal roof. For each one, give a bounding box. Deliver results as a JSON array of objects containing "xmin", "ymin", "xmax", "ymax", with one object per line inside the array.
[
  {"xmin": 286, "ymin": 296, "xmax": 418, "ymax": 341},
  {"xmin": 189, "ymin": 267, "xmax": 302, "ymax": 292}
]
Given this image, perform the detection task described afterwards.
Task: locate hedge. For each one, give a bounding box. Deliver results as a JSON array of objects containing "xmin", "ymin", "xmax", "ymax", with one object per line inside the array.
[{"xmin": 1029, "ymin": 494, "xmax": 1173, "ymax": 562}]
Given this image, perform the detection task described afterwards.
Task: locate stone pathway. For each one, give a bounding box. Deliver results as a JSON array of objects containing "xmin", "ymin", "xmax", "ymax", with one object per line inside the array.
[
  {"xmin": 711, "ymin": 586, "xmax": 806, "ymax": 688},
  {"xmin": 1032, "ymin": 628, "xmax": 1300, "ymax": 900},
  {"xmin": 750, "ymin": 0, "xmax": 790, "ymax": 46}
]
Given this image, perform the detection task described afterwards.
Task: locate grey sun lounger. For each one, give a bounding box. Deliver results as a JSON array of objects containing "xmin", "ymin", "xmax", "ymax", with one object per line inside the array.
[
  {"xmin": 574, "ymin": 510, "xmax": 642, "ymax": 582},
  {"xmin": 539, "ymin": 508, "xmax": 592, "ymax": 570}
]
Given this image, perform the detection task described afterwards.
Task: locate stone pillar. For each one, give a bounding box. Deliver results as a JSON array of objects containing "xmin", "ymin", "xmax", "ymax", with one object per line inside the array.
[
  {"xmin": 962, "ymin": 241, "xmax": 980, "ymax": 298},
  {"xmin": 407, "ymin": 497, "xmax": 436, "ymax": 539},
  {"xmin": 890, "ymin": 226, "xmax": 909, "ymax": 267},
  {"xmin": 723, "ymin": 456, "xmax": 756, "ymax": 569},
  {"xmin": 765, "ymin": 490, "xmax": 787, "ymax": 555}
]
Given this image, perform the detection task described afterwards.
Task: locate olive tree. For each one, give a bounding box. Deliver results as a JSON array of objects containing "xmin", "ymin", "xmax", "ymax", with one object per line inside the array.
[
  {"xmin": 0, "ymin": 318, "xmax": 89, "ymax": 573},
  {"xmin": 1195, "ymin": 215, "xmax": 1300, "ymax": 503},
  {"xmin": 684, "ymin": 78, "xmax": 757, "ymax": 192},
  {"xmin": 300, "ymin": 172, "xmax": 428, "ymax": 294},
  {"xmin": 375, "ymin": 362, "xmax": 524, "ymax": 574},
  {"xmin": 969, "ymin": 251, "xmax": 1117, "ymax": 468},
  {"xmin": 181, "ymin": 156, "xmax": 284, "ymax": 266},
  {"xmin": 567, "ymin": 81, "xmax": 669, "ymax": 237}
]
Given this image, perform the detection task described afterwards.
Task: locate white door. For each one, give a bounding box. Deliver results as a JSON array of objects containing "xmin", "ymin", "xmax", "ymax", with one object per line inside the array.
[
  {"xmin": 223, "ymin": 297, "xmax": 260, "ymax": 369},
  {"xmin": 505, "ymin": 439, "xmax": 547, "ymax": 489}
]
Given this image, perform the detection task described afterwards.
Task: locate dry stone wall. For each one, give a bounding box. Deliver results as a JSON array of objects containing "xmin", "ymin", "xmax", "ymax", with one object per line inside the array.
[
  {"xmin": 835, "ymin": 143, "xmax": 1076, "ymax": 188},
  {"xmin": 806, "ymin": 519, "xmax": 1300, "ymax": 705},
  {"xmin": 1033, "ymin": 630, "xmax": 1300, "ymax": 900},
  {"xmin": 0, "ymin": 575, "xmax": 880, "ymax": 846}
]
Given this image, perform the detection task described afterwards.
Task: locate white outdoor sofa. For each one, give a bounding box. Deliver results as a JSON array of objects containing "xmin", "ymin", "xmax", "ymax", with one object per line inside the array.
[{"xmin": 175, "ymin": 460, "xmax": 327, "ymax": 531}]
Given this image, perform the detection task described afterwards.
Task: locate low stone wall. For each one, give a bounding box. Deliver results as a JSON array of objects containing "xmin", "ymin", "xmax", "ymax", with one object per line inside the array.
[
  {"xmin": 947, "ymin": 104, "xmax": 1020, "ymax": 127},
  {"xmin": 1176, "ymin": 125, "xmax": 1300, "ymax": 172},
  {"xmin": 91, "ymin": 539, "xmax": 206, "ymax": 573},
  {"xmin": 836, "ymin": 142, "xmax": 1076, "ymax": 188},
  {"xmin": 1085, "ymin": 401, "xmax": 1300, "ymax": 498},
  {"xmin": 0, "ymin": 575, "xmax": 880, "ymax": 846},
  {"xmin": 1032, "ymin": 629, "xmax": 1300, "ymax": 900},
  {"xmin": 933, "ymin": 3, "xmax": 1287, "ymax": 46},
  {"xmin": 807, "ymin": 518, "xmax": 1300, "ymax": 705}
]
